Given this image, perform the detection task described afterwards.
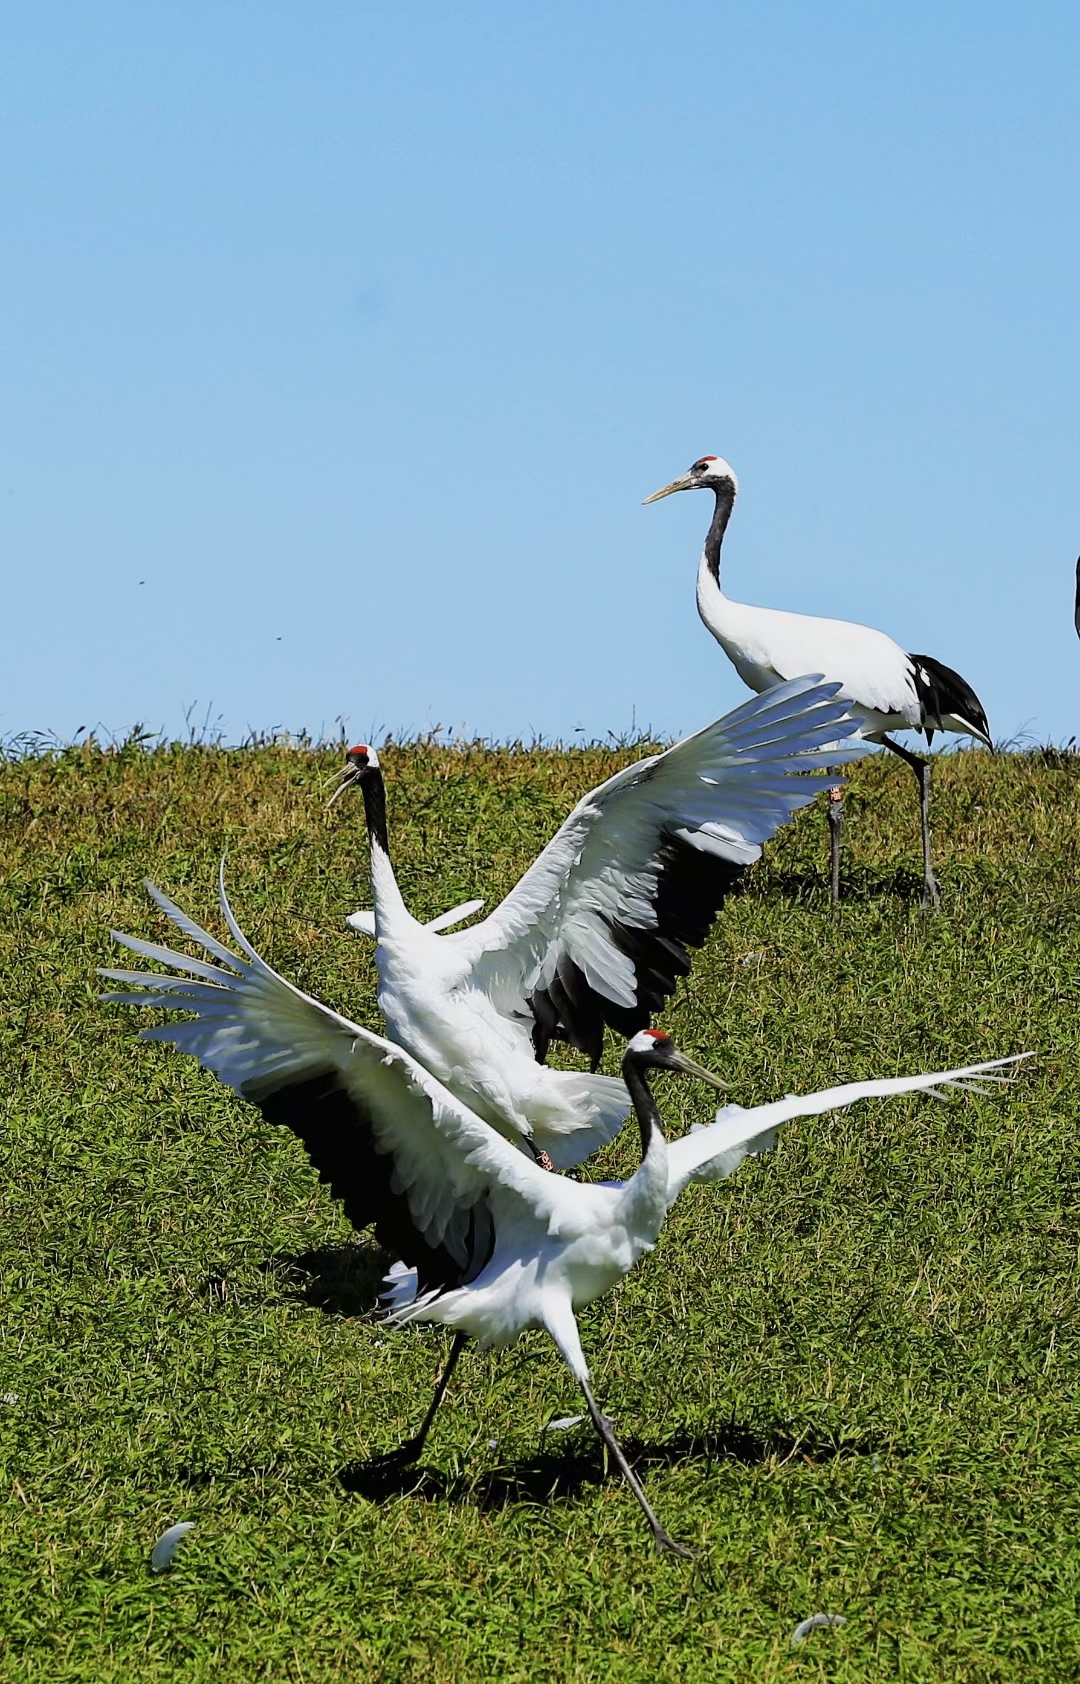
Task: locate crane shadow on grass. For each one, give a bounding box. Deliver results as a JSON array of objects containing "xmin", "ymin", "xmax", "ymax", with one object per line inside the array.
[
  {"xmin": 271, "ymin": 1256, "xmax": 892, "ymax": 1513},
  {"xmin": 262, "ymin": 1242, "xmax": 389, "ymax": 1318},
  {"xmin": 760, "ymin": 864, "xmax": 929, "ymax": 906},
  {"xmin": 338, "ymin": 1420, "xmax": 889, "ymax": 1511}
]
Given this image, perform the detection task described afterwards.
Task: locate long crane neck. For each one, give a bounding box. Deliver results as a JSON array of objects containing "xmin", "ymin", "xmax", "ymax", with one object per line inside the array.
[
  {"xmin": 616, "ymin": 1056, "xmax": 671, "ymax": 1241},
  {"xmin": 360, "ymin": 768, "xmax": 391, "ymax": 860},
  {"xmin": 621, "ymin": 1058, "xmax": 665, "ymax": 1163},
  {"xmin": 359, "ymin": 768, "xmax": 408, "ymax": 926},
  {"xmin": 703, "ymin": 482, "xmax": 736, "ymax": 589}
]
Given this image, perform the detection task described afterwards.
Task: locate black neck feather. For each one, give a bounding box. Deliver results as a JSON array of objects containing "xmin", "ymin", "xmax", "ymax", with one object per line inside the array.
[
  {"xmin": 703, "ymin": 483, "xmax": 736, "ymax": 583},
  {"xmin": 621, "ymin": 1056, "xmax": 665, "ymax": 1163},
  {"xmin": 360, "ymin": 769, "xmax": 391, "ymax": 859}
]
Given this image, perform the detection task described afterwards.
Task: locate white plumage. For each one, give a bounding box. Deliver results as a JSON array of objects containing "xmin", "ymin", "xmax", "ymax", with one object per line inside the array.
[
  {"xmin": 346, "ymin": 899, "xmax": 485, "ymax": 938},
  {"xmin": 645, "ymin": 457, "xmax": 992, "ymax": 908},
  {"xmin": 101, "ymin": 873, "xmax": 1023, "ymax": 1556},
  {"xmin": 329, "ymin": 675, "xmax": 865, "ymax": 1167}
]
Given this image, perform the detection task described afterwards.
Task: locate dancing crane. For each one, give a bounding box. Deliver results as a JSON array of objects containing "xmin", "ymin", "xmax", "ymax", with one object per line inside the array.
[
  {"xmin": 326, "ymin": 675, "xmax": 864, "ymax": 1169},
  {"xmin": 644, "ymin": 458, "xmax": 992, "ymax": 910},
  {"xmin": 100, "ymin": 872, "xmax": 1020, "ymax": 1556}
]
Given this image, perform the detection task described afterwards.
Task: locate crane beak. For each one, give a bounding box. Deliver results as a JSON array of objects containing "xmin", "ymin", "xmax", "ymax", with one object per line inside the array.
[
  {"xmin": 325, "ymin": 764, "xmax": 362, "ymax": 810},
  {"xmin": 668, "ymin": 1049, "xmax": 728, "ymax": 1090},
  {"xmin": 642, "ymin": 474, "xmax": 694, "ymax": 504}
]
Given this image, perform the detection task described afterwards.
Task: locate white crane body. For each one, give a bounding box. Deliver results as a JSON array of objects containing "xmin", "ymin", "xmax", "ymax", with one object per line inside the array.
[
  {"xmin": 697, "ymin": 562, "xmax": 932, "ymax": 733},
  {"xmin": 385, "ymin": 1166, "xmax": 663, "ymax": 1379},
  {"xmin": 366, "ymin": 833, "xmax": 631, "ymax": 1157}
]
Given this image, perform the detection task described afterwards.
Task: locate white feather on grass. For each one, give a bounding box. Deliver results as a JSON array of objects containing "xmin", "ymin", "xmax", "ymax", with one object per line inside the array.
[
  {"xmin": 791, "ymin": 1613, "xmax": 845, "ymax": 1644},
  {"xmin": 150, "ymin": 1522, "xmax": 195, "ymax": 1573}
]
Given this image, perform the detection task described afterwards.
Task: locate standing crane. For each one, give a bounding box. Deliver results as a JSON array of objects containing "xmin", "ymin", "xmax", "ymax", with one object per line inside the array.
[
  {"xmin": 326, "ymin": 675, "xmax": 864, "ymax": 1170},
  {"xmin": 644, "ymin": 458, "xmax": 992, "ymax": 910},
  {"xmin": 100, "ymin": 871, "xmax": 1020, "ymax": 1556}
]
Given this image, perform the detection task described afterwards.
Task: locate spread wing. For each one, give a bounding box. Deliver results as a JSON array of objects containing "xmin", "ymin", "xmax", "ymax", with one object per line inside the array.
[
  {"xmin": 445, "ymin": 676, "xmax": 865, "ymax": 1066},
  {"xmin": 100, "ymin": 870, "xmax": 563, "ymax": 1299},
  {"xmin": 664, "ymin": 1055, "xmax": 1029, "ymax": 1203}
]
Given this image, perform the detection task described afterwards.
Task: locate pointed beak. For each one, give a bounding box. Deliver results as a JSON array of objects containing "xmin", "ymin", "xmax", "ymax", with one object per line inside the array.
[
  {"xmin": 642, "ymin": 473, "xmax": 694, "ymax": 504},
  {"xmin": 668, "ymin": 1049, "xmax": 728, "ymax": 1090},
  {"xmin": 325, "ymin": 764, "xmax": 362, "ymax": 810}
]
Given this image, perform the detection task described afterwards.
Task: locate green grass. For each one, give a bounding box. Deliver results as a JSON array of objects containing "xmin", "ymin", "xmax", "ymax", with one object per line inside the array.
[{"xmin": 1, "ymin": 736, "xmax": 1079, "ymax": 1681}]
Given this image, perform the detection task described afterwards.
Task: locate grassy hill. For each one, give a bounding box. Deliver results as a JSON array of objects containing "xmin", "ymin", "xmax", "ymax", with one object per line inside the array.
[{"xmin": 1, "ymin": 737, "xmax": 1078, "ymax": 1681}]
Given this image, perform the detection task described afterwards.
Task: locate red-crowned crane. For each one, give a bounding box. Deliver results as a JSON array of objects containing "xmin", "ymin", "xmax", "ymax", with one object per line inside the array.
[
  {"xmin": 326, "ymin": 676, "xmax": 864, "ymax": 1171},
  {"xmin": 645, "ymin": 458, "xmax": 992, "ymax": 910},
  {"xmin": 100, "ymin": 871, "xmax": 1022, "ymax": 1557}
]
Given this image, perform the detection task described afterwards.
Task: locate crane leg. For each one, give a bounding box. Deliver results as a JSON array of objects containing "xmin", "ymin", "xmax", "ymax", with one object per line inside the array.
[
  {"xmin": 395, "ymin": 1332, "xmax": 468, "ymax": 1463},
  {"xmin": 827, "ymin": 783, "xmax": 843, "ymax": 906},
  {"xmin": 880, "ymin": 737, "xmax": 941, "ymax": 912},
  {"xmin": 578, "ymin": 1377, "xmax": 692, "ymax": 1559}
]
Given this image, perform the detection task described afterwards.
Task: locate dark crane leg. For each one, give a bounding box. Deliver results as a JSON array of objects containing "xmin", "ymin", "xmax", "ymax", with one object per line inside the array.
[
  {"xmin": 880, "ymin": 737, "xmax": 941, "ymax": 912},
  {"xmin": 578, "ymin": 1376, "xmax": 693, "ymax": 1558},
  {"xmin": 394, "ymin": 1332, "xmax": 468, "ymax": 1463},
  {"xmin": 827, "ymin": 783, "xmax": 843, "ymax": 907}
]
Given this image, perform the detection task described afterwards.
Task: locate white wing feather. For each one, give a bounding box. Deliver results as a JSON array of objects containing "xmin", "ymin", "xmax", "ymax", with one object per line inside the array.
[{"xmin": 665, "ymin": 1055, "xmax": 1030, "ymax": 1202}]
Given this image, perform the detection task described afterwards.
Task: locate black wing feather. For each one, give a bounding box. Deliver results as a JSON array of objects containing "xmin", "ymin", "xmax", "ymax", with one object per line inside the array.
[
  {"xmin": 253, "ymin": 1069, "xmax": 495, "ymax": 1299},
  {"xmin": 908, "ymin": 653, "xmax": 990, "ymax": 746},
  {"xmin": 529, "ymin": 837, "xmax": 745, "ymax": 1069}
]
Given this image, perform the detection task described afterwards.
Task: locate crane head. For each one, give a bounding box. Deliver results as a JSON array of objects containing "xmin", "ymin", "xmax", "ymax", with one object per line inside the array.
[
  {"xmin": 326, "ymin": 743, "xmax": 381, "ymax": 808},
  {"xmin": 643, "ymin": 456, "xmax": 739, "ymax": 503},
  {"xmin": 623, "ymin": 1029, "xmax": 727, "ymax": 1089}
]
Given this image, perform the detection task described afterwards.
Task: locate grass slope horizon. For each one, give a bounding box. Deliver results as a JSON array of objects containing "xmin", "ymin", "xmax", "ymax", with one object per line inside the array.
[{"xmin": 1, "ymin": 739, "xmax": 1078, "ymax": 1681}]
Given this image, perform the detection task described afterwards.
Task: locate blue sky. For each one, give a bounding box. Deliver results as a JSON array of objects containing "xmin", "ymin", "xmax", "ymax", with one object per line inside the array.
[{"xmin": 3, "ymin": 2, "xmax": 1078, "ymax": 746}]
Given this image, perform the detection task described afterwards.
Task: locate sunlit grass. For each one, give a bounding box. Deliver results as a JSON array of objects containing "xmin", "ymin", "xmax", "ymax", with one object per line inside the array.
[{"xmin": 1, "ymin": 736, "xmax": 1077, "ymax": 1680}]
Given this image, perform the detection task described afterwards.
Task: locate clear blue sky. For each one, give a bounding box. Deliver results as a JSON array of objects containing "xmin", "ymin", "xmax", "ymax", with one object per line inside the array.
[{"xmin": 3, "ymin": 2, "xmax": 1078, "ymax": 747}]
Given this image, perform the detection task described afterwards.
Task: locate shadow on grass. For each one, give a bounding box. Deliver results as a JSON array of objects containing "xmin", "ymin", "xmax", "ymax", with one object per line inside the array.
[
  {"xmin": 338, "ymin": 1420, "xmax": 888, "ymax": 1510},
  {"xmin": 261, "ymin": 1242, "xmax": 389, "ymax": 1318},
  {"xmin": 761, "ymin": 864, "xmax": 929, "ymax": 905}
]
